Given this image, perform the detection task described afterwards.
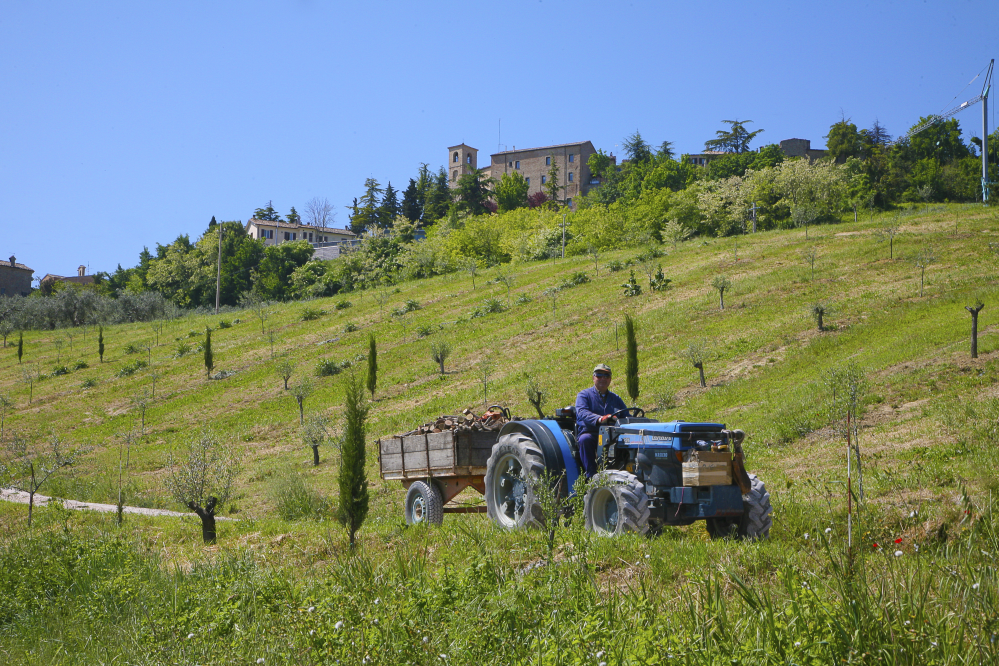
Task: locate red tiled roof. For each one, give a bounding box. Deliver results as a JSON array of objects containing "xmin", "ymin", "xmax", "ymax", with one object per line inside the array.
[{"xmin": 491, "ymin": 140, "xmax": 594, "ymax": 157}]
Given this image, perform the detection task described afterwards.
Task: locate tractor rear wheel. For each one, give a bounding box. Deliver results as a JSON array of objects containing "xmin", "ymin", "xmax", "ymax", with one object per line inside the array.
[
  {"xmin": 737, "ymin": 474, "xmax": 772, "ymax": 540},
  {"xmin": 404, "ymin": 480, "xmax": 443, "ymax": 526},
  {"xmin": 485, "ymin": 433, "xmax": 546, "ymax": 529},
  {"xmin": 583, "ymin": 470, "xmax": 650, "ymax": 536}
]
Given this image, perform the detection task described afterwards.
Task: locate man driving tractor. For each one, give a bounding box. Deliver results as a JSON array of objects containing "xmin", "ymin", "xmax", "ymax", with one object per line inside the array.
[{"xmin": 575, "ymin": 363, "xmax": 628, "ymax": 478}]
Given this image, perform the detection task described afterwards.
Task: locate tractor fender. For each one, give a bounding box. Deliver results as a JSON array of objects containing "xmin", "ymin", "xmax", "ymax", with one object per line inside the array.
[{"xmin": 497, "ymin": 420, "xmax": 581, "ymax": 493}]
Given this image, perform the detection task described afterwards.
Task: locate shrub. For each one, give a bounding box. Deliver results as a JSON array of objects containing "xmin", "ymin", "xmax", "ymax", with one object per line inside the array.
[
  {"xmin": 516, "ymin": 294, "xmax": 533, "ymax": 305},
  {"xmin": 81, "ymin": 377, "xmax": 98, "ymax": 389},
  {"xmin": 301, "ymin": 307, "xmax": 326, "ymax": 321},
  {"xmin": 621, "ymin": 270, "xmax": 642, "ymax": 297},
  {"xmin": 607, "ymin": 259, "xmax": 625, "ymax": 272},
  {"xmin": 316, "ymin": 358, "xmax": 352, "ymax": 377},
  {"xmin": 115, "ymin": 359, "xmax": 148, "ymax": 378},
  {"xmin": 123, "ymin": 343, "xmax": 141, "ymax": 355},
  {"xmin": 334, "ymin": 300, "xmax": 352, "ymax": 310},
  {"xmin": 51, "ymin": 365, "xmax": 70, "ymax": 376},
  {"xmin": 217, "ymin": 319, "xmax": 232, "ymax": 329},
  {"xmin": 558, "ymin": 271, "xmax": 590, "ymax": 290},
  {"xmin": 273, "ymin": 473, "xmax": 332, "ymax": 521},
  {"xmin": 343, "ymin": 322, "xmax": 358, "ymax": 333},
  {"xmin": 174, "ymin": 341, "xmax": 192, "ymax": 358},
  {"xmin": 415, "ymin": 324, "xmax": 439, "ymax": 338},
  {"xmin": 392, "ymin": 299, "xmax": 421, "ymax": 317},
  {"xmin": 471, "ymin": 298, "xmax": 506, "ymax": 318},
  {"xmin": 72, "ymin": 360, "xmax": 88, "ymax": 370},
  {"xmin": 187, "ymin": 330, "xmax": 200, "ymax": 338}
]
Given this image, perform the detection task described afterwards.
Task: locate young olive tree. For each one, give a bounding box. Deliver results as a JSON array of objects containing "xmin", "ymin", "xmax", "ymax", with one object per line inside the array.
[
  {"xmin": 290, "ymin": 377, "xmax": 315, "ymax": 425},
  {"xmin": 276, "ymin": 358, "xmax": 295, "ymax": 390},
  {"xmin": 430, "ymin": 337, "xmax": 452, "ymax": 374},
  {"xmin": 525, "ymin": 375, "xmax": 548, "ymax": 419},
  {"xmin": 912, "ymin": 248, "xmax": 936, "ymax": 297},
  {"xmin": 811, "ymin": 303, "xmax": 830, "ymax": 332},
  {"xmin": 679, "ymin": 340, "xmax": 711, "ymax": 388},
  {"xmin": 967, "ymin": 300, "xmax": 985, "ymax": 359},
  {"xmin": 164, "ymin": 430, "xmax": 241, "ymax": 544},
  {"xmin": 711, "ymin": 275, "xmax": 731, "ymax": 310},
  {"xmin": 0, "ymin": 393, "xmax": 12, "ymax": 442},
  {"xmin": 875, "ymin": 217, "xmax": 901, "ymax": 259},
  {"xmin": 1, "ymin": 434, "xmax": 79, "ymax": 527},
  {"xmin": 240, "ymin": 291, "xmax": 270, "ymax": 334},
  {"xmin": 338, "ymin": 371, "xmax": 370, "ymax": 548},
  {"xmin": 801, "ymin": 247, "xmax": 817, "ymax": 281}
]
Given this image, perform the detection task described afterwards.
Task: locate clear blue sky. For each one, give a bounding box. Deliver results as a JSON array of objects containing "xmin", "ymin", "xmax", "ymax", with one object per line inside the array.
[{"xmin": 2, "ymin": 0, "xmax": 995, "ymax": 278}]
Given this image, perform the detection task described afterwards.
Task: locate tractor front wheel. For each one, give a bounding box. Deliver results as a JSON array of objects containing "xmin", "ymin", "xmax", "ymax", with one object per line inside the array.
[
  {"xmin": 485, "ymin": 433, "xmax": 546, "ymax": 529},
  {"xmin": 583, "ymin": 470, "xmax": 650, "ymax": 536}
]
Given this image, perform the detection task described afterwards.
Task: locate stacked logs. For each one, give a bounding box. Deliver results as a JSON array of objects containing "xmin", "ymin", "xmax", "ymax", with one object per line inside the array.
[{"xmin": 397, "ymin": 407, "xmax": 508, "ymax": 437}]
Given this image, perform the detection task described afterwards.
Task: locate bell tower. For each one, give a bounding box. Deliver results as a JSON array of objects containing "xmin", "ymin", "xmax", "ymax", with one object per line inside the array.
[{"xmin": 446, "ymin": 143, "xmax": 478, "ymax": 188}]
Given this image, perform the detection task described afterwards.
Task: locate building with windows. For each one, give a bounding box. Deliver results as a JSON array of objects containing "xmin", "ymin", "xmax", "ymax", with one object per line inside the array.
[
  {"xmin": 40, "ymin": 265, "xmax": 95, "ymax": 291},
  {"xmin": 448, "ymin": 140, "xmax": 599, "ymax": 208},
  {"xmin": 244, "ymin": 219, "xmax": 358, "ymax": 258},
  {"xmin": 0, "ymin": 256, "xmax": 32, "ymax": 297}
]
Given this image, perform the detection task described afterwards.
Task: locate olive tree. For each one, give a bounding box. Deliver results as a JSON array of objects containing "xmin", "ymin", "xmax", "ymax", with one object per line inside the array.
[
  {"xmin": 276, "ymin": 358, "xmax": 295, "ymax": 390},
  {"xmin": 430, "ymin": 337, "xmax": 452, "ymax": 374},
  {"xmin": 679, "ymin": 339, "xmax": 712, "ymax": 388},
  {"xmin": 290, "ymin": 377, "xmax": 315, "ymax": 425},
  {"xmin": 1, "ymin": 434, "xmax": 78, "ymax": 527},
  {"xmin": 525, "ymin": 375, "xmax": 548, "ymax": 418},
  {"xmin": 711, "ymin": 275, "xmax": 731, "ymax": 310},
  {"xmin": 164, "ymin": 430, "xmax": 241, "ymax": 544}
]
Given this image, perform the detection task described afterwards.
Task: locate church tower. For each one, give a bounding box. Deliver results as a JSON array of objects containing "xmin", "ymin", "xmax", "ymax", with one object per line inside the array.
[{"xmin": 446, "ymin": 143, "xmax": 478, "ymax": 188}]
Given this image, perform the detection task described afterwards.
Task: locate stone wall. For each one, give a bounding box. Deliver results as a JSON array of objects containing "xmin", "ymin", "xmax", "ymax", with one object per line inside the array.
[{"xmin": 0, "ymin": 265, "xmax": 32, "ymax": 297}]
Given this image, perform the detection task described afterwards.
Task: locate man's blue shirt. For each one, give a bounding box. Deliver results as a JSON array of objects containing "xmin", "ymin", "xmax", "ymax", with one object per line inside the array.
[{"xmin": 575, "ymin": 386, "xmax": 628, "ymax": 435}]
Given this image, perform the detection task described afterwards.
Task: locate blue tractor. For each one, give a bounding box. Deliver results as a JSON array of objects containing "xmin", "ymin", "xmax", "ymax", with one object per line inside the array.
[{"xmin": 484, "ymin": 408, "xmax": 772, "ymax": 538}]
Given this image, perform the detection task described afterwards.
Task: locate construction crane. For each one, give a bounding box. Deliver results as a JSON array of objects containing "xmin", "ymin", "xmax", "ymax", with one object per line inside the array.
[{"xmin": 897, "ymin": 59, "xmax": 994, "ymax": 203}]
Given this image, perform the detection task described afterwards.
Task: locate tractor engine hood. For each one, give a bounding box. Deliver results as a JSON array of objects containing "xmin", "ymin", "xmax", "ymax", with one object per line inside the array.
[{"xmin": 607, "ymin": 421, "xmax": 727, "ymax": 451}]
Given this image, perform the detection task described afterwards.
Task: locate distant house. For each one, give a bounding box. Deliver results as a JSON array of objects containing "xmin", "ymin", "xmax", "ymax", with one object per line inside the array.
[
  {"xmin": 686, "ymin": 150, "xmax": 729, "ymax": 166},
  {"xmin": 40, "ymin": 265, "xmax": 96, "ymax": 291},
  {"xmin": 779, "ymin": 138, "xmax": 829, "ymax": 162},
  {"xmin": 244, "ymin": 219, "xmax": 358, "ymax": 259},
  {"xmin": 0, "ymin": 255, "xmax": 32, "ymax": 297}
]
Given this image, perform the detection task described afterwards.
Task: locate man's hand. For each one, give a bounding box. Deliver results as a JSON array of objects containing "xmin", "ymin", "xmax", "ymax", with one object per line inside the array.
[{"xmin": 599, "ymin": 414, "xmax": 613, "ymax": 424}]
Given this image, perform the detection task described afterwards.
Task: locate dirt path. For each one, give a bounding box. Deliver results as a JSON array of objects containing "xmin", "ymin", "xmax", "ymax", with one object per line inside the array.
[{"xmin": 0, "ymin": 487, "xmax": 227, "ymax": 519}]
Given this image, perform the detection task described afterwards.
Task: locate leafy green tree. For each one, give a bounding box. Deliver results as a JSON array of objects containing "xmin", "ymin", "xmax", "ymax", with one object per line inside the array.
[
  {"xmin": 623, "ymin": 130, "xmax": 653, "ymax": 163},
  {"xmin": 338, "ymin": 371, "xmax": 370, "ymax": 548},
  {"xmin": 203, "ymin": 327, "xmax": 213, "ymax": 378},
  {"xmin": 286, "ymin": 206, "xmax": 301, "ymax": 225},
  {"xmin": 905, "ymin": 117, "xmax": 971, "ymax": 163},
  {"xmin": 826, "ymin": 118, "xmax": 865, "ymax": 161},
  {"xmin": 366, "ymin": 334, "xmax": 377, "ymax": 398},
  {"xmin": 254, "ymin": 241, "xmax": 315, "ymax": 301},
  {"xmin": 379, "ymin": 182, "xmax": 400, "ymax": 229},
  {"xmin": 705, "ymin": 120, "xmax": 764, "ymax": 153},
  {"xmin": 495, "ymin": 172, "xmax": 529, "ymax": 212},
  {"xmin": 253, "ymin": 200, "xmax": 282, "ymax": 221},
  {"xmin": 165, "ymin": 430, "xmax": 241, "ymax": 544},
  {"xmin": 624, "ymin": 314, "xmax": 639, "ymax": 404},
  {"xmin": 454, "ymin": 168, "xmax": 496, "ymax": 216},
  {"xmin": 587, "ymin": 149, "xmax": 613, "ymax": 179}
]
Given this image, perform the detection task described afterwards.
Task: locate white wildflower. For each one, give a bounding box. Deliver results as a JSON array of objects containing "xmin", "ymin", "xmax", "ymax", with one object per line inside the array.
[
  {"xmin": 187, "ymin": 633, "xmax": 195, "ymax": 640},
  {"xmin": 334, "ymin": 621, "xmax": 344, "ymax": 630},
  {"xmin": 895, "ymin": 550, "xmax": 903, "ymax": 557},
  {"xmin": 308, "ymin": 606, "xmax": 316, "ymax": 613},
  {"xmin": 794, "ymin": 642, "xmax": 801, "ymax": 647},
  {"xmin": 825, "ymin": 528, "xmax": 832, "ymax": 534},
  {"xmin": 973, "ymin": 583, "xmax": 981, "ymax": 590},
  {"xmin": 257, "ymin": 660, "xmax": 265, "ymax": 665}
]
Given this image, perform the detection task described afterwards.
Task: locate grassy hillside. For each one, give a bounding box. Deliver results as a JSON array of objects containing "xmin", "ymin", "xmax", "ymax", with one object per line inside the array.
[{"xmin": 2, "ymin": 204, "xmax": 998, "ymax": 664}]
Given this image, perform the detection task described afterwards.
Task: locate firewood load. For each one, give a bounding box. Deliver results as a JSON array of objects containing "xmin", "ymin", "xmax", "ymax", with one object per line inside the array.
[{"xmin": 396, "ymin": 407, "xmax": 510, "ymax": 437}]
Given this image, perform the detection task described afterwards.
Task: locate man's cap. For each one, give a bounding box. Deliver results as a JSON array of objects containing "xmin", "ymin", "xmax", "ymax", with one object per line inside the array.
[{"xmin": 593, "ymin": 363, "xmax": 612, "ymax": 374}]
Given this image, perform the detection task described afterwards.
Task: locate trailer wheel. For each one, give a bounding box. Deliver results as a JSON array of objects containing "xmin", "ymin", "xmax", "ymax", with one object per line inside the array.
[
  {"xmin": 485, "ymin": 433, "xmax": 546, "ymax": 529},
  {"xmin": 405, "ymin": 480, "xmax": 443, "ymax": 526},
  {"xmin": 737, "ymin": 474, "xmax": 772, "ymax": 540},
  {"xmin": 584, "ymin": 470, "xmax": 650, "ymax": 536}
]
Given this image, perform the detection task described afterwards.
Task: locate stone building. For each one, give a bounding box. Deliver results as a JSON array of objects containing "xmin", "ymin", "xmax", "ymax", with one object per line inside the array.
[
  {"xmin": 244, "ymin": 219, "xmax": 358, "ymax": 259},
  {"xmin": 779, "ymin": 138, "xmax": 828, "ymax": 162},
  {"xmin": 0, "ymin": 256, "xmax": 32, "ymax": 297},
  {"xmin": 449, "ymin": 140, "xmax": 599, "ymax": 208}
]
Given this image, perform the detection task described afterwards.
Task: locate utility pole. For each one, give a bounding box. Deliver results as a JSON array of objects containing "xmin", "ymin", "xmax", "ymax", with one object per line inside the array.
[{"xmin": 215, "ymin": 221, "xmax": 223, "ymax": 315}]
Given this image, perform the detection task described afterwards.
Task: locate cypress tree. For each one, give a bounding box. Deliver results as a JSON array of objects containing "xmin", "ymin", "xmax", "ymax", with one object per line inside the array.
[
  {"xmin": 338, "ymin": 371, "xmax": 370, "ymax": 548},
  {"xmin": 17, "ymin": 331, "xmax": 23, "ymax": 364},
  {"xmin": 624, "ymin": 314, "xmax": 639, "ymax": 405},
  {"xmin": 204, "ymin": 327, "xmax": 214, "ymax": 378},
  {"xmin": 366, "ymin": 334, "xmax": 377, "ymax": 398},
  {"xmin": 98, "ymin": 326, "xmax": 104, "ymax": 363}
]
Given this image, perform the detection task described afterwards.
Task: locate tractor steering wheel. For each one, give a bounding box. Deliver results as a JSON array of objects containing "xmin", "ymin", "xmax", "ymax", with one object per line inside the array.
[{"xmin": 610, "ymin": 407, "xmax": 645, "ymax": 421}]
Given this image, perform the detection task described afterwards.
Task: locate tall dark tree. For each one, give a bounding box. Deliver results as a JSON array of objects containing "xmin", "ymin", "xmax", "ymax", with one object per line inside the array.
[
  {"xmin": 863, "ymin": 119, "xmax": 892, "ymax": 148},
  {"xmin": 366, "ymin": 334, "xmax": 378, "ymax": 398},
  {"xmin": 98, "ymin": 326, "xmax": 104, "ymax": 363},
  {"xmin": 826, "ymin": 118, "xmax": 865, "ymax": 161},
  {"xmin": 17, "ymin": 331, "xmax": 23, "ymax": 364},
  {"xmin": 454, "ymin": 168, "xmax": 496, "ymax": 216},
  {"xmin": 624, "ymin": 314, "xmax": 639, "ymax": 404},
  {"xmin": 422, "ymin": 167, "xmax": 452, "ymax": 224},
  {"xmin": 286, "ymin": 206, "xmax": 301, "ymax": 225},
  {"xmin": 658, "ymin": 140, "xmax": 676, "ymax": 160},
  {"xmin": 704, "ymin": 120, "xmax": 764, "ymax": 154},
  {"xmin": 338, "ymin": 371, "xmax": 370, "ymax": 549},
  {"xmin": 351, "ymin": 179, "xmax": 383, "ymax": 234},
  {"xmin": 253, "ymin": 201, "xmax": 282, "ymax": 221},
  {"xmin": 207, "ymin": 215, "xmax": 218, "ymax": 229},
  {"xmin": 379, "ymin": 182, "xmax": 400, "ymax": 228},
  {"xmin": 401, "ymin": 178, "xmax": 423, "ymax": 222},
  {"xmin": 204, "ymin": 327, "xmax": 214, "ymax": 378},
  {"xmin": 623, "ymin": 130, "xmax": 653, "ymax": 163}
]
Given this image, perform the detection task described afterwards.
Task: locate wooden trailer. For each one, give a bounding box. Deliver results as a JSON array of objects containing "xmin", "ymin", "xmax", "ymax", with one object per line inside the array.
[{"xmin": 378, "ymin": 428, "xmax": 499, "ymax": 524}]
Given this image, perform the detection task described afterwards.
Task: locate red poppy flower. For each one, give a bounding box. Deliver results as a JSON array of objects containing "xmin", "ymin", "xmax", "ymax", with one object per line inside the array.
[
  {"xmin": 872, "ymin": 542, "xmax": 880, "ymax": 549},
  {"xmin": 895, "ymin": 538, "xmax": 903, "ymax": 544}
]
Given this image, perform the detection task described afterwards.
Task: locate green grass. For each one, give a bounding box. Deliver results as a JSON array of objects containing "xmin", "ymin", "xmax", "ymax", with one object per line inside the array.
[{"xmin": 1, "ymin": 204, "xmax": 999, "ymax": 663}]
